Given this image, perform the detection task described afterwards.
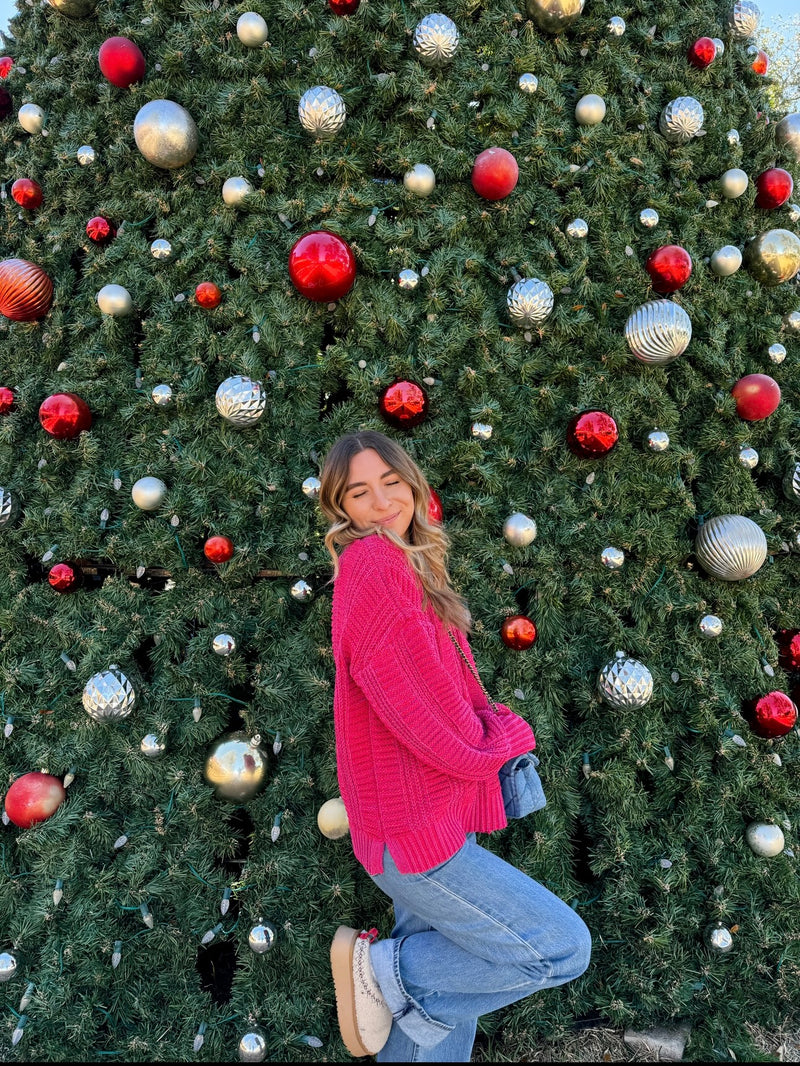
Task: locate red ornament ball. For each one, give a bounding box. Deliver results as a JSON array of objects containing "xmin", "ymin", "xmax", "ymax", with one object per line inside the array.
[
  {"xmin": 744, "ymin": 691, "xmax": 798, "ymax": 739},
  {"xmin": 687, "ymin": 37, "xmax": 716, "ymax": 69},
  {"xmin": 645, "ymin": 244, "xmax": 693, "ymax": 294},
  {"xmin": 777, "ymin": 629, "xmax": 800, "ymax": 671},
  {"xmin": 471, "ymin": 147, "xmax": 519, "ymax": 201},
  {"xmin": 48, "ymin": 562, "xmax": 80, "ymax": 592},
  {"xmin": 204, "ymin": 535, "xmax": 235, "ymax": 563},
  {"xmin": 38, "ymin": 392, "xmax": 92, "ymax": 439},
  {"xmin": 98, "ymin": 36, "xmax": 146, "ymax": 88},
  {"xmin": 0, "ymin": 258, "xmax": 53, "ymax": 321},
  {"xmin": 750, "ymin": 49, "xmax": 769, "ymax": 75},
  {"xmin": 0, "ymin": 386, "xmax": 14, "ymax": 414},
  {"xmin": 0, "ymin": 57, "xmax": 13, "ymax": 78},
  {"xmin": 329, "ymin": 0, "xmax": 360, "ymax": 12},
  {"xmin": 755, "ymin": 168, "xmax": 793, "ymax": 210},
  {"xmin": 11, "ymin": 177, "xmax": 42, "ymax": 209},
  {"xmin": 0, "ymin": 88, "xmax": 12, "ymax": 120},
  {"xmin": 567, "ymin": 410, "xmax": 619, "ymax": 458},
  {"xmin": 4, "ymin": 771, "xmax": 66, "ymax": 829},
  {"xmin": 428, "ymin": 487, "xmax": 443, "ymax": 524},
  {"xmin": 731, "ymin": 373, "xmax": 781, "ymax": 421},
  {"xmin": 500, "ymin": 615, "xmax": 538, "ymax": 651},
  {"xmin": 86, "ymin": 216, "xmax": 115, "ymax": 243},
  {"xmin": 288, "ymin": 231, "xmax": 356, "ymax": 302},
  {"xmin": 195, "ymin": 281, "xmax": 222, "ymax": 309},
  {"xmin": 379, "ymin": 380, "xmax": 428, "ymax": 429}
]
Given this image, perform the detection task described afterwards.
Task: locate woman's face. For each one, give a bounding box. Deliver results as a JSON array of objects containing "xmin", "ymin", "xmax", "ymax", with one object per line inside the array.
[{"xmin": 342, "ymin": 448, "xmax": 415, "ymax": 541}]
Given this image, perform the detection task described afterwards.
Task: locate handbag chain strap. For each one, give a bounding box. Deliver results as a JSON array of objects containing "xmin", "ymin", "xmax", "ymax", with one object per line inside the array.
[{"xmin": 447, "ymin": 628, "xmax": 498, "ymax": 715}]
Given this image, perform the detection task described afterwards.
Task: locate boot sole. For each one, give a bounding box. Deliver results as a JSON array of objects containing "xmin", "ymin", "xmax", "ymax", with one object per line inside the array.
[{"xmin": 331, "ymin": 926, "xmax": 372, "ymax": 1058}]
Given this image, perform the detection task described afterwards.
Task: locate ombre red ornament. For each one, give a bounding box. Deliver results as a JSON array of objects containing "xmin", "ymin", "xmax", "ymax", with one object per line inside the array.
[
  {"xmin": 48, "ymin": 562, "xmax": 80, "ymax": 592},
  {"xmin": 86, "ymin": 216, "xmax": 115, "ymax": 243},
  {"xmin": 288, "ymin": 231, "xmax": 356, "ymax": 302},
  {"xmin": 428, "ymin": 488, "xmax": 443, "ymax": 524},
  {"xmin": 750, "ymin": 48, "xmax": 769, "ymax": 75},
  {"xmin": 500, "ymin": 615, "xmax": 537, "ymax": 650},
  {"xmin": 755, "ymin": 168, "xmax": 793, "ymax": 210},
  {"xmin": 471, "ymin": 147, "xmax": 519, "ymax": 201},
  {"xmin": 379, "ymin": 380, "xmax": 428, "ymax": 429},
  {"xmin": 645, "ymin": 245, "xmax": 693, "ymax": 294},
  {"xmin": 777, "ymin": 629, "xmax": 800, "ymax": 671},
  {"xmin": 195, "ymin": 281, "xmax": 222, "ymax": 308},
  {"xmin": 0, "ymin": 57, "xmax": 13, "ymax": 78},
  {"xmin": 743, "ymin": 691, "xmax": 798, "ymax": 739},
  {"xmin": 4, "ymin": 771, "xmax": 66, "ymax": 828},
  {"xmin": 11, "ymin": 178, "xmax": 42, "ymax": 209},
  {"xmin": 328, "ymin": 0, "xmax": 360, "ymax": 12},
  {"xmin": 567, "ymin": 410, "xmax": 618, "ymax": 458},
  {"xmin": 687, "ymin": 37, "xmax": 716, "ymax": 68},
  {"xmin": 38, "ymin": 392, "xmax": 92, "ymax": 439},
  {"xmin": 0, "ymin": 258, "xmax": 53, "ymax": 321},
  {"xmin": 204, "ymin": 535, "xmax": 235, "ymax": 563},
  {"xmin": 731, "ymin": 373, "xmax": 781, "ymax": 421},
  {"xmin": 0, "ymin": 387, "xmax": 14, "ymax": 414},
  {"xmin": 0, "ymin": 88, "xmax": 12, "ymax": 120},
  {"xmin": 98, "ymin": 36, "xmax": 146, "ymax": 88}
]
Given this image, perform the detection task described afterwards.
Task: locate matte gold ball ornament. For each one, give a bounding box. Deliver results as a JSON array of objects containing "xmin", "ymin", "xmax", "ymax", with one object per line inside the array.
[
  {"xmin": 743, "ymin": 229, "xmax": 800, "ymax": 286},
  {"xmin": 526, "ymin": 0, "xmax": 585, "ymax": 33},
  {"xmin": 317, "ymin": 796, "xmax": 350, "ymax": 838},
  {"xmin": 132, "ymin": 476, "xmax": 167, "ymax": 511},
  {"xmin": 720, "ymin": 168, "xmax": 748, "ymax": 199},
  {"xmin": 745, "ymin": 822, "xmax": 784, "ymax": 857},
  {"xmin": 710, "ymin": 246, "xmax": 743, "ymax": 277},
  {"xmin": 236, "ymin": 12, "xmax": 268, "ymax": 47},
  {"xmin": 133, "ymin": 100, "xmax": 198, "ymax": 169},
  {"xmin": 204, "ymin": 732, "xmax": 269, "ymax": 802}
]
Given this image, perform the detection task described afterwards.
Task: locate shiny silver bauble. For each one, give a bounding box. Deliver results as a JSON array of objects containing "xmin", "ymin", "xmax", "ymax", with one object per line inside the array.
[
  {"xmin": 566, "ymin": 218, "xmax": 588, "ymax": 238},
  {"xmin": 290, "ymin": 579, "xmax": 313, "ymax": 602},
  {"xmin": 607, "ymin": 16, "xmax": 626, "ymax": 34},
  {"xmin": 215, "ymin": 375, "xmax": 266, "ymax": 427},
  {"xmin": 248, "ymin": 922, "xmax": 277, "ymax": 954},
  {"xmin": 743, "ymin": 229, "xmax": 800, "ymax": 286},
  {"xmin": 222, "ymin": 176, "xmax": 254, "ymax": 205},
  {"xmin": 150, "ymin": 238, "xmax": 172, "ymax": 260},
  {"xmin": 518, "ymin": 73, "xmax": 539, "ymax": 93},
  {"xmin": 506, "ymin": 278, "xmax": 554, "ymax": 328},
  {"xmin": 471, "ymin": 422, "xmax": 493, "ymax": 440},
  {"xmin": 18, "ymin": 103, "xmax": 44, "ymax": 135},
  {"xmin": 727, "ymin": 128, "xmax": 741, "ymax": 147},
  {"xmin": 720, "ymin": 168, "xmax": 748, "ymax": 199},
  {"xmin": 694, "ymin": 514, "xmax": 767, "ymax": 581},
  {"xmin": 704, "ymin": 921, "xmax": 733, "ymax": 953},
  {"xmin": 301, "ymin": 476, "xmax": 321, "ymax": 498},
  {"xmin": 639, "ymin": 208, "xmax": 659, "ymax": 228},
  {"xmin": 212, "ymin": 633, "xmax": 236, "ymax": 657},
  {"xmin": 699, "ymin": 614, "xmax": 724, "ymax": 638},
  {"xmin": 775, "ymin": 113, "xmax": 800, "ymax": 163},
  {"xmin": 783, "ymin": 310, "xmax": 800, "ymax": 332},
  {"xmin": 204, "ymin": 732, "xmax": 269, "ymax": 802},
  {"xmin": 403, "ymin": 163, "xmax": 436, "ymax": 197},
  {"xmin": 238, "ymin": 1031, "xmax": 267, "ymax": 1063},
  {"xmin": 745, "ymin": 822, "xmax": 784, "ymax": 857},
  {"xmin": 0, "ymin": 953, "xmax": 17, "ymax": 982},
  {"xmin": 412, "ymin": 13, "xmax": 460, "ymax": 66},
  {"xmin": 712, "ymin": 38, "xmax": 725, "ymax": 56},
  {"xmin": 298, "ymin": 85, "xmax": 346, "ymax": 139},
  {"xmin": 131, "ymin": 476, "xmax": 167, "ymax": 511},
  {"xmin": 575, "ymin": 93, "xmax": 606, "ymax": 125},
  {"xmin": 0, "ymin": 487, "xmax": 20, "ymax": 527},
  {"xmin": 96, "ymin": 284, "xmax": 133, "ymax": 316},
  {"xmin": 646, "ymin": 430, "xmax": 670, "ymax": 452},
  {"xmin": 625, "ymin": 299, "xmax": 692, "ymax": 364},
  {"xmin": 601, "ymin": 547, "xmax": 624, "ymax": 569},
  {"xmin": 768, "ymin": 343, "xmax": 787, "ymax": 364},
  {"xmin": 659, "ymin": 97, "xmax": 704, "ymax": 143},
  {"xmin": 738, "ymin": 446, "xmax": 758, "ymax": 469},
  {"xmin": 526, "ymin": 0, "xmax": 585, "ymax": 33},
  {"xmin": 236, "ymin": 12, "xmax": 268, "ymax": 47},
  {"xmin": 710, "ymin": 245, "xmax": 742, "ymax": 277},
  {"xmin": 133, "ymin": 100, "xmax": 198, "ymax": 170},
  {"xmin": 151, "ymin": 384, "xmax": 173, "ymax": 406},
  {"xmin": 77, "ymin": 145, "xmax": 96, "ymax": 165},
  {"xmin": 140, "ymin": 734, "xmax": 166, "ymax": 758},
  {"xmin": 503, "ymin": 512, "xmax": 537, "ymax": 547},
  {"xmin": 597, "ymin": 653, "xmax": 653, "ymax": 709},
  {"xmin": 397, "ymin": 268, "xmax": 420, "ymax": 292},
  {"xmin": 82, "ymin": 665, "xmax": 136, "ymax": 721}
]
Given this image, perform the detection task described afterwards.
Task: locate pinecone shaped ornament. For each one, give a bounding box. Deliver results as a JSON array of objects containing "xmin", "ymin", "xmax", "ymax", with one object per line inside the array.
[
  {"xmin": 298, "ymin": 86, "xmax": 346, "ymax": 139},
  {"xmin": 659, "ymin": 97, "xmax": 704, "ymax": 143},
  {"xmin": 82, "ymin": 665, "xmax": 136, "ymax": 721},
  {"xmin": 412, "ymin": 13, "xmax": 460, "ymax": 66},
  {"xmin": 215, "ymin": 376, "xmax": 266, "ymax": 427},
  {"xmin": 506, "ymin": 278, "xmax": 554, "ymax": 328},
  {"xmin": 597, "ymin": 652, "xmax": 654, "ymax": 709},
  {"xmin": 728, "ymin": 0, "xmax": 760, "ymax": 39}
]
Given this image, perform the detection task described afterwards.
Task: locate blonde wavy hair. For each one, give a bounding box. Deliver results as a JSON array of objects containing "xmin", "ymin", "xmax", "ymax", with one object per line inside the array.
[{"xmin": 318, "ymin": 430, "xmax": 471, "ymax": 633}]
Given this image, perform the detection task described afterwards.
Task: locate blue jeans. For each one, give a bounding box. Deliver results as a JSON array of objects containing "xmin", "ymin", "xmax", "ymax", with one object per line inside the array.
[{"xmin": 369, "ymin": 834, "xmax": 591, "ymax": 1063}]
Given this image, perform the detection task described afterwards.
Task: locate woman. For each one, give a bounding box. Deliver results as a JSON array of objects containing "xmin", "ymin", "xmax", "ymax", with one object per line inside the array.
[{"xmin": 318, "ymin": 430, "xmax": 591, "ymax": 1062}]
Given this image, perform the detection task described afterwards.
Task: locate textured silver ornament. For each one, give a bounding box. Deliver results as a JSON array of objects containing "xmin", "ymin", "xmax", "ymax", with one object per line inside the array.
[
  {"xmin": 727, "ymin": 128, "xmax": 741, "ymax": 147},
  {"xmin": 705, "ymin": 921, "xmax": 734, "ymax": 953},
  {"xmin": 575, "ymin": 93, "xmax": 606, "ymax": 125},
  {"xmin": 238, "ymin": 1032, "xmax": 267, "ymax": 1063},
  {"xmin": 134, "ymin": 100, "xmax": 198, "ymax": 169},
  {"xmin": 710, "ymin": 245, "xmax": 742, "ymax": 277},
  {"xmin": 768, "ymin": 342, "xmax": 787, "ymax": 364},
  {"xmin": 720, "ymin": 168, "xmax": 748, "ymax": 199},
  {"xmin": 248, "ymin": 922, "xmax": 277, "ymax": 954},
  {"xmin": 744, "ymin": 229, "xmax": 800, "ymax": 286},
  {"xmin": 728, "ymin": 0, "xmax": 760, "ymax": 39},
  {"xmin": 518, "ymin": 73, "xmax": 539, "ymax": 93},
  {"xmin": 601, "ymin": 546, "xmax": 624, "ymax": 569},
  {"xmin": 77, "ymin": 144, "xmax": 96, "ymax": 165},
  {"xmin": 745, "ymin": 822, "xmax": 784, "ymax": 857},
  {"xmin": 236, "ymin": 12, "xmax": 268, "ymax": 47},
  {"xmin": 82, "ymin": 665, "xmax": 136, "ymax": 721},
  {"xmin": 506, "ymin": 278, "xmax": 554, "ymax": 328},
  {"xmin": 503, "ymin": 512, "xmax": 537, "ymax": 547},
  {"xmin": 290, "ymin": 579, "xmax": 313, "ymax": 602},
  {"xmin": 625, "ymin": 299, "xmax": 692, "ymax": 364},
  {"xmin": 150, "ymin": 238, "xmax": 172, "ymax": 260},
  {"xmin": 646, "ymin": 429, "xmax": 670, "ymax": 452},
  {"xmin": 607, "ymin": 15, "xmax": 626, "ymax": 34},
  {"xmin": 222, "ymin": 176, "xmax": 253, "ymax": 205},
  {"xmin": 712, "ymin": 38, "xmax": 725, "ymax": 55},
  {"xmin": 659, "ymin": 97, "xmax": 704, "ymax": 143},
  {"xmin": 597, "ymin": 652, "xmax": 654, "ymax": 709},
  {"xmin": 783, "ymin": 310, "xmax": 800, "ymax": 332},
  {"xmin": 302, "ymin": 476, "xmax": 321, "ymax": 499},
  {"xmin": 0, "ymin": 487, "xmax": 20, "ymax": 527},
  {"xmin": 140, "ymin": 734, "xmax": 165, "ymax": 758},
  {"xmin": 471, "ymin": 422, "xmax": 493, "ymax": 441},
  {"xmin": 403, "ymin": 163, "xmax": 436, "ymax": 197},
  {"xmin": 566, "ymin": 218, "xmax": 588, "ymax": 238},
  {"xmin": 699, "ymin": 614, "xmax": 724, "ymax": 638},
  {"xmin": 151, "ymin": 384, "xmax": 173, "ymax": 406},
  {"xmin": 18, "ymin": 103, "xmax": 44, "ymax": 135},
  {"xmin": 783, "ymin": 462, "xmax": 800, "ymax": 500},
  {"xmin": 695, "ymin": 514, "xmax": 767, "ymax": 581},
  {"xmin": 526, "ymin": 0, "xmax": 585, "ymax": 33},
  {"xmin": 412, "ymin": 13, "xmax": 460, "ymax": 67},
  {"xmin": 96, "ymin": 284, "xmax": 133, "ymax": 316},
  {"xmin": 132, "ymin": 476, "xmax": 167, "ymax": 511},
  {"xmin": 212, "ymin": 633, "xmax": 236, "ymax": 657},
  {"xmin": 776, "ymin": 113, "xmax": 800, "ymax": 163},
  {"xmin": 215, "ymin": 376, "xmax": 266, "ymax": 427},
  {"xmin": 398, "ymin": 268, "xmax": 420, "ymax": 292},
  {"xmin": 298, "ymin": 85, "xmax": 346, "ymax": 139},
  {"xmin": 738, "ymin": 446, "xmax": 758, "ymax": 469},
  {"xmin": 639, "ymin": 208, "xmax": 659, "ymax": 228},
  {"xmin": 0, "ymin": 953, "xmax": 17, "ymax": 982}
]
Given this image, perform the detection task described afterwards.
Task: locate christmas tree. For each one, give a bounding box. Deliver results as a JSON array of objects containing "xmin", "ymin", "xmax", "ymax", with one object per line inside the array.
[{"xmin": 0, "ymin": 0, "xmax": 798, "ymax": 1060}]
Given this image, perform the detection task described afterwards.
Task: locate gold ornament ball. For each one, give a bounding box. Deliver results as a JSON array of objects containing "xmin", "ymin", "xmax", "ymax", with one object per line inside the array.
[
  {"xmin": 46, "ymin": 0, "xmax": 94, "ymax": 14},
  {"xmin": 236, "ymin": 12, "xmax": 268, "ymax": 47},
  {"xmin": 776, "ymin": 113, "xmax": 800, "ymax": 163},
  {"xmin": 526, "ymin": 0, "xmax": 585, "ymax": 33},
  {"xmin": 720, "ymin": 168, "xmax": 748, "ymax": 199},
  {"xmin": 204, "ymin": 732, "xmax": 269, "ymax": 802},
  {"xmin": 744, "ymin": 229, "xmax": 800, "ymax": 286},
  {"xmin": 18, "ymin": 103, "xmax": 45, "ymax": 135},
  {"xmin": 317, "ymin": 796, "xmax": 350, "ymax": 839},
  {"xmin": 575, "ymin": 93, "xmax": 606, "ymax": 125},
  {"xmin": 134, "ymin": 99, "xmax": 199, "ymax": 170},
  {"xmin": 745, "ymin": 822, "xmax": 785, "ymax": 857},
  {"xmin": 96, "ymin": 284, "xmax": 133, "ymax": 317},
  {"xmin": 131, "ymin": 476, "xmax": 167, "ymax": 511},
  {"xmin": 222, "ymin": 176, "xmax": 254, "ymax": 205},
  {"xmin": 403, "ymin": 164, "xmax": 435, "ymax": 197}
]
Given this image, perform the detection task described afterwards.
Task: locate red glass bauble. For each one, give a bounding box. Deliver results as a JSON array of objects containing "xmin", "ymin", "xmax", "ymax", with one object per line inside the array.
[
  {"xmin": 751, "ymin": 49, "xmax": 769, "ymax": 75},
  {"xmin": 86, "ymin": 216, "xmax": 115, "ymax": 243},
  {"xmin": 204, "ymin": 535, "xmax": 235, "ymax": 563},
  {"xmin": 500, "ymin": 615, "xmax": 537, "ymax": 650},
  {"xmin": 0, "ymin": 386, "xmax": 14, "ymax": 414},
  {"xmin": 0, "ymin": 258, "xmax": 53, "ymax": 321},
  {"xmin": 98, "ymin": 36, "xmax": 146, "ymax": 88},
  {"xmin": 755, "ymin": 168, "xmax": 793, "ymax": 209},
  {"xmin": 743, "ymin": 691, "xmax": 798, "ymax": 739},
  {"xmin": 471, "ymin": 147, "xmax": 519, "ymax": 201},
  {"xmin": 329, "ymin": 0, "xmax": 360, "ymax": 12},
  {"xmin": 566, "ymin": 410, "xmax": 619, "ymax": 458},
  {"xmin": 288, "ymin": 231, "xmax": 356, "ymax": 302},
  {"xmin": 645, "ymin": 244, "xmax": 693, "ymax": 294},
  {"xmin": 379, "ymin": 380, "xmax": 428, "ymax": 428},
  {"xmin": 731, "ymin": 373, "xmax": 781, "ymax": 421},
  {"xmin": 0, "ymin": 88, "xmax": 12, "ymax": 120},
  {"xmin": 38, "ymin": 392, "xmax": 92, "ymax": 439},
  {"xmin": 0, "ymin": 57, "xmax": 13, "ymax": 78},
  {"xmin": 195, "ymin": 281, "xmax": 222, "ymax": 308},
  {"xmin": 4, "ymin": 771, "xmax": 66, "ymax": 829},
  {"xmin": 428, "ymin": 487, "xmax": 443, "ymax": 524},
  {"xmin": 48, "ymin": 562, "xmax": 80, "ymax": 592},
  {"xmin": 687, "ymin": 37, "xmax": 716, "ymax": 69},
  {"xmin": 777, "ymin": 629, "xmax": 800, "ymax": 671},
  {"xmin": 11, "ymin": 177, "xmax": 42, "ymax": 209}
]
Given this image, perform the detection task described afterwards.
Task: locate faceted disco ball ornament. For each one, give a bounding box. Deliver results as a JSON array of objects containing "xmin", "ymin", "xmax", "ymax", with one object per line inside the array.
[
  {"xmin": 133, "ymin": 99, "xmax": 198, "ymax": 169},
  {"xmin": 645, "ymin": 245, "xmax": 692, "ymax": 294},
  {"xmin": 775, "ymin": 113, "xmax": 800, "ymax": 163},
  {"xmin": 710, "ymin": 245, "xmax": 742, "ymax": 277},
  {"xmin": 503, "ymin": 512, "xmax": 537, "ymax": 547},
  {"xmin": 744, "ymin": 229, "xmax": 800, "ymax": 286},
  {"xmin": 204, "ymin": 732, "xmax": 268, "ymax": 802},
  {"xmin": 131, "ymin": 476, "xmax": 167, "ymax": 511},
  {"xmin": 659, "ymin": 97, "xmax": 704, "ymax": 143},
  {"xmin": 11, "ymin": 178, "xmax": 42, "ymax": 209},
  {"xmin": 204, "ymin": 535, "xmax": 235, "ymax": 563},
  {"xmin": 222, "ymin": 176, "xmax": 253, "ymax": 205},
  {"xmin": 695, "ymin": 514, "xmax": 767, "ymax": 581},
  {"xmin": 506, "ymin": 278, "xmax": 554, "ymax": 328},
  {"xmin": 728, "ymin": 0, "xmax": 760, "ymax": 39},
  {"xmin": 248, "ymin": 922, "xmax": 277, "ymax": 954},
  {"xmin": 215, "ymin": 376, "xmax": 266, "ymax": 427},
  {"xmin": 731, "ymin": 373, "xmax": 780, "ymax": 421},
  {"xmin": 0, "ymin": 953, "xmax": 16, "ymax": 982},
  {"xmin": 743, "ymin": 691, "xmax": 798, "ymax": 739},
  {"xmin": 575, "ymin": 93, "xmax": 606, "ymax": 125},
  {"xmin": 745, "ymin": 822, "xmax": 784, "ymax": 858},
  {"xmin": 82, "ymin": 665, "xmax": 136, "ymax": 721},
  {"xmin": 288, "ymin": 231, "xmax": 356, "ymax": 302},
  {"xmin": 238, "ymin": 1031, "xmax": 267, "ymax": 1063},
  {"xmin": 625, "ymin": 299, "xmax": 692, "ymax": 364},
  {"xmin": 566, "ymin": 410, "xmax": 618, "ymax": 458},
  {"xmin": 597, "ymin": 652, "xmax": 654, "ymax": 709},
  {"xmin": 699, "ymin": 614, "xmax": 724, "ymax": 638},
  {"xmin": 755, "ymin": 168, "xmax": 793, "ymax": 210},
  {"xmin": 317, "ymin": 796, "xmax": 350, "ymax": 838},
  {"xmin": 471, "ymin": 147, "xmax": 518, "ymax": 201},
  {"xmin": 526, "ymin": 0, "xmax": 585, "ymax": 33},
  {"xmin": 688, "ymin": 37, "xmax": 716, "ymax": 68},
  {"xmin": 411, "ymin": 13, "xmax": 460, "ymax": 66},
  {"xmin": 39, "ymin": 393, "xmax": 92, "ymax": 439},
  {"xmin": 403, "ymin": 163, "xmax": 435, "ymax": 197},
  {"xmin": 0, "ymin": 258, "xmax": 53, "ymax": 321},
  {"xmin": 98, "ymin": 36, "xmax": 145, "ymax": 88},
  {"xmin": 0, "ymin": 487, "xmax": 20, "ymax": 527},
  {"xmin": 236, "ymin": 12, "xmax": 268, "ymax": 47},
  {"xmin": 379, "ymin": 380, "xmax": 428, "ymax": 428},
  {"xmin": 96, "ymin": 284, "xmax": 132, "ymax": 316},
  {"xmin": 705, "ymin": 922, "xmax": 733, "ymax": 954},
  {"xmin": 298, "ymin": 85, "xmax": 346, "ymax": 138},
  {"xmin": 500, "ymin": 615, "xmax": 537, "ymax": 650}
]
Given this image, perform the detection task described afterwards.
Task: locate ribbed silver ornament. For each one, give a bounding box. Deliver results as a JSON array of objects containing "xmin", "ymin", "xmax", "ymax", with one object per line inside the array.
[
  {"xmin": 659, "ymin": 97, "xmax": 704, "ymax": 143},
  {"xmin": 412, "ymin": 13, "xmax": 460, "ymax": 66},
  {"xmin": 215, "ymin": 376, "xmax": 266, "ymax": 427},
  {"xmin": 82, "ymin": 666, "xmax": 136, "ymax": 721},
  {"xmin": 695, "ymin": 514, "xmax": 767, "ymax": 581},
  {"xmin": 597, "ymin": 653, "xmax": 653, "ymax": 709},
  {"xmin": 0, "ymin": 487, "xmax": 19, "ymax": 527},
  {"xmin": 625, "ymin": 299, "xmax": 692, "ymax": 364},
  {"xmin": 784, "ymin": 462, "xmax": 800, "ymax": 501},
  {"xmin": 728, "ymin": 0, "xmax": 760, "ymax": 39},
  {"xmin": 298, "ymin": 85, "xmax": 346, "ymax": 139},
  {"xmin": 506, "ymin": 278, "xmax": 554, "ymax": 328}
]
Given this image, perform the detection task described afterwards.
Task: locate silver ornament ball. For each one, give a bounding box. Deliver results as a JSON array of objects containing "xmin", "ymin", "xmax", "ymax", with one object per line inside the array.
[
  {"xmin": 151, "ymin": 384, "xmax": 173, "ymax": 406},
  {"xmin": 705, "ymin": 921, "xmax": 734, "ymax": 953},
  {"xmin": 776, "ymin": 113, "xmax": 800, "ymax": 164},
  {"xmin": 720, "ymin": 168, "xmax": 748, "ymax": 199},
  {"xmin": 403, "ymin": 163, "xmax": 436, "ymax": 197},
  {"xmin": 710, "ymin": 245, "xmax": 742, "ymax": 277},
  {"xmin": 204, "ymin": 732, "xmax": 269, "ymax": 802},
  {"xmin": 607, "ymin": 15, "xmax": 626, "ymax": 35},
  {"xmin": 738, "ymin": 446, "xmax": 759, "ymax": 469},
  {"xmin": 290, "ymin": 579, "xmax": 313, "ymax": 602},
  {"xmin": 82, "ymin": 665, "xmax": 136, "ymax": 721},
  {"xmin": 768, "ymin": 342, "xmax": 787, "ymax": 364},
  {"xmin": 646, "ymin": 429, "xmax": 670, "ymax": 452},
  {"xmin": 412, "ymin": 13, "xmax": 460, "ymax": 67},
  {"xmin": 236, "ymin": 12, "xmax": 268, "ymax": 48},
  {"xmin": 566, "ymin": 218, "xmax": 588, "ymax": 238},
  {"xmin": 526, "ymin": 0, "xmax": 585, "ymax": 33},
  {"xmin": 699, "ymin": 614, "xmax": 724, "ymax": 638},
  {"xmin": 601, "ymin": 546, "xmax": 624, "ymax": 570},
  {"xmin": 96, "ymin": 284, "xmax": 132, "ymax": 316},
  {"xmin": 471, "ymin": 422, "xmax": 493, "ymax": 441},
  {"xmin": 597, "ymin": 653, "xmax": 654, "ymax": 709},
  {"xmin": 518, "ymin": 73, "xmax": 539, "ymax": 93},
  {"xmin": 132, "ymin": 476, "xmax": 167, "ymax": 511},
  {"xmin": 575, "ymin": 93, "xmax": 606, "ymax": 126},
  {"xmin": 150, "ymin": 238, "xmax": 172, "ymax": 260},
  {"xmin": 18, "ymin": 103, "xmax": 44, "ymax": 135},
  {"xmin": 625, "ymin": 299, "xmax": 692, "ymax": 364},
  {"xmin": 783, "ymin": 310, "xmax": 800, "ymax": 332},
  {"xmin": 140, "ymin": 734, "xmax": 165, "ymax": 758},
  {"xmin": 503, "ymin": 512, "xmax": 537, "ymax": 547},
  {"xmin": 398, "ymin": 268, "xmax": 420, "ymax": 292},
  {"xmin": 0, "ymin": 953, "xmax": 17, "ymax": 983},
  {"xmin": 507, "ymin": 278, "xmax": 554, "ymax": 328},
  {"xmin": 789, "ymin": 203, "xmax": 800, "ymax": 224},
  {"xmin": 77, "ymin": 144, "xmax": 96, "ymax": 165},
  {"xmin": 745, "ymin": 822, "xmax": 784, "ymax": 857},
  {"xmin": 659, "ymin": 97, "xmax": 704, "ymax": 143},
  {"xmin": 298, "ymin": 85, "xmax": 346, "ymax": 139},
  {"xmin": 238, "ymin": 1032, "xmax": 267, "ymax": 1063},
  {"xmin": 248, "ymin": 922, "xmax": 277, "ymax": 954},
  {"xmin": 222, "ymin": 176, "xmax": 254, "ymax": 206},
  {"xmin": 712, "ymin": 38, "xmax": 725, "ymax": 55},
  {"xmin": 212, "ymin": 633, "xmax": 237, "ymax": 657},
  {"xmin": 728, "ymin": 0, "xmax": 760, "ymax": 39},
  {"xmin": 639, "ymin": 208, "xmax": 659, "ymax": 229},
  {"xmin": 695, "ymin": 514, "xmax": 767, "ymax": 581},
  {"xmin": 727, "ymin": 128, "xmax": 741, "ymax": 147},
  {"xmin": 215, "ymin": 376, "xmax": 266, "ymax": 427},
  {"xmin": 133, "ymin": 99, "xmax": 198, "ymax": 170},
  {"xmin": 301, "ymin": 476, "xmax": 321, "ymax": 499}
]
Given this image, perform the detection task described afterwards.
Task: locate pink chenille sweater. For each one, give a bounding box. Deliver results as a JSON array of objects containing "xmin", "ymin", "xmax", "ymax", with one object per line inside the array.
[{"xmin": 331, "ymin": 532, "xmax": 536, "ymax": 875}]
